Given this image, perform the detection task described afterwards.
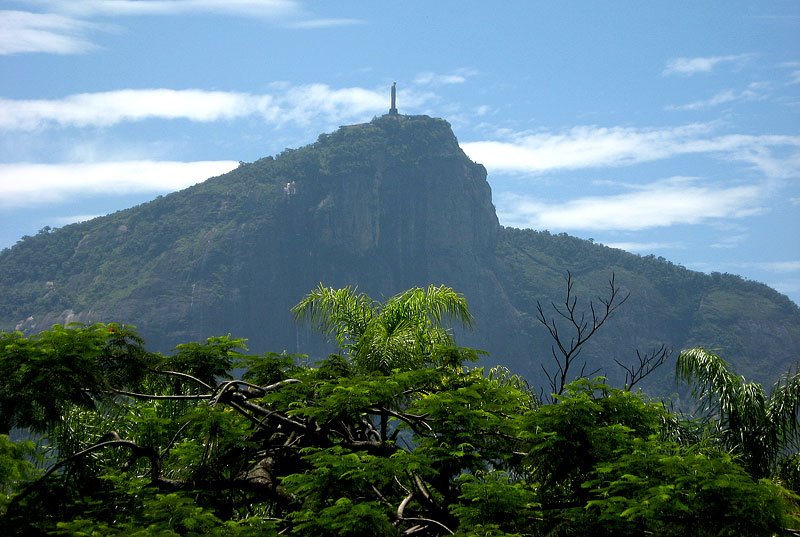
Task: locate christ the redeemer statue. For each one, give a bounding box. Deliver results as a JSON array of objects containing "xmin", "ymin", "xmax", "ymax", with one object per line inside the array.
[{"xmin": 389, "ymin": 82, "xmax": 398, "ymax": 115}]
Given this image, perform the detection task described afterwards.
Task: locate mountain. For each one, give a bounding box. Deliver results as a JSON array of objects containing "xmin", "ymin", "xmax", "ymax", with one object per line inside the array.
[{"xmin": 1, "ymin": 114, "xmax": 798, "ymax": 393}]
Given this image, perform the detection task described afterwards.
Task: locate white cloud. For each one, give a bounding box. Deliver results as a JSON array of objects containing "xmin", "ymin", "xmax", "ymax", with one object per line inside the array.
[
  {"xmin": 273, "ymin": 84, "xmax": 386, "ymax": 125},
  {"xmin": 687, "ymin": 260, "xmax": 800, "ymax": 274},
  {"xmin": 0, "ymin": 90, "xmax": 265, "ymax": 129},
  {"xmin": 4, "ymin": 1, "xmax": 362, "ymax": 54},
  {"xmin": 413, "ymin": 69, "xmax": 477, "ymax": 87},
  {"xmin": 760, "ymin": 261, "xmax": 800, "ymax": 273},
  {"xmin": 463, "ymin": 124, "xmax": 713, "ymax": 173},
  {"xmin": 288, "ymin": 18, "xmax": 365, "ymax": 29},
  {"xmin": 461, "ymin": 124, "xmax": 800, "ymax": 178},
  {"xmin": 0, "ymin": 85, "xmax": 409, "ymax": 130},
  {"xmin": 0, "ymin": 160, "xmax": 239, "ymax": 208},
  {"xmin": 662, "ymin": 54, "xmax": 753, "ymax": 76},
  {"xmin": 496, "ymin": 178, "xmax": 765, "ymax": 232},
  {"xmin": 0, "ymin": 10, "xmax": 97, "ymax": 54},
  {"xmin": 603, "ymin": 241, "xmax": 685, "ymax": 252},
  {"xmin": 666, "ymin": 88, "xmax": 760, "ymax": 111},
  {"xmin": 51, "ymin": 213, "xmax": 104, "ymax": 225},
  {"xmin": 22, "ymin": 0, "xmax": 301, "ymax": 18},
  {"xmin": 710, "ymin": 233, "xmax": 750, "ymax": 249}
]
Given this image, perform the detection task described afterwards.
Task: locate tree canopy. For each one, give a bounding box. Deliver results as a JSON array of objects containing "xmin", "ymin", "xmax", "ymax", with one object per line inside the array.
[{"xmin": 0, "ymin": 285, "xmax": 798, "ymax": 536}]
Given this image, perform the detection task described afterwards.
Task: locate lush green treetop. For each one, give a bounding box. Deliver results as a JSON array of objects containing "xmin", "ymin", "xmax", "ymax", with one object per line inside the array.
[{"xmin": 0, "ymin": 286, "xmax": 798, "ymax": 535}]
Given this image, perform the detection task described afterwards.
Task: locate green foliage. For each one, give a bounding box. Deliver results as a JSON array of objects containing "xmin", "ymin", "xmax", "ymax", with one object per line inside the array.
[
  {"xmin": 240, "ymin": 351, "xmax": 306, "ymax": 386},
  {"xmin": 585, "ymin": 440, "xmax": 790, "ymax": 536},
  {"xmin": 293, "ymin": 284, "xmax": 474, "ymax": 373},
  {"xmin": 0, "ymin": 435, "xmax": 40, "ymax": 512},
  {"xmin": 677, "ymin": 347, "xmax": 800, "ymax": 477},
  {"xmin": 0, "ymin": 290, "xmax": 798, "ymax": 535},
  {"xmin": 451, "ymin": 472, "xmax": 538, "ymax": 535},
  {"xmin": 0, "ymin": 322, "xmax": 151, "ymax": 433},
  {"xmin": 52, "ymin": 474, "xmax": 278, "ymax": 536},
  {"xmin": 165, "ymin": 334, "xmax": 248, "ymax": 385},
  {"xmin": 522, "ymin": 378, "xmax": 664, "ymax": 495},
  {"xmin": 287, "ymin": 497, "xmax": 397, "ymax": 537}
]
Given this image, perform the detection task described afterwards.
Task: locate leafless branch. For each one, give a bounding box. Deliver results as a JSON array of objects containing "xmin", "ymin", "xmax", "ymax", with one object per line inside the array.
[
  {"xmin": 536, "ymin": 272, "xmax": 629, "ymax": 398},
  {"xmin": 615, "ymin": 345, "xmax": 671, "ymax": 391}
]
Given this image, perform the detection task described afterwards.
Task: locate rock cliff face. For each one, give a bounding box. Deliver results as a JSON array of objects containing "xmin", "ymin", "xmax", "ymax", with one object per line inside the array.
[
  {"xmin": 1, "ymin": 114, "xmax": 798, "ymax": 392},
  {"xmin": 288, "ymin": 115, "xmax": 499, "ymax": 285}
]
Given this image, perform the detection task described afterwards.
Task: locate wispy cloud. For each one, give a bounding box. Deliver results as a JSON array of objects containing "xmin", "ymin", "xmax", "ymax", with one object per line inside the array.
[
  {"xmin": 603, "ymin": 241, "xmax": 685, "ymax": 252},
  {"xmin": 51, "ymin": 213, "xmax": 104, "ymax": 226},
  {"xmin": 414, "ymin": 69, "xmax": 478, "ymax": 87},
  {"xmin": 4, "ymin": 1, "xmax": 364, "ymax": 54},
  {"xmin": 782, "ymin": 62, "xmax": 800, "ymax": 85},
  {"xmin": 0, "ymin": 160, "xmax": 239, "ymax": 208},
  {"xmin": 288, "ymin": 18, "xmax": 364, "ymax": 29},
  {"xmin": 687, "ymin": 260, "xmax": 800, "ymax": 276},
  {"xmin": 0, "ymin": 10, "xmax": 98, "ymax": 54},
  {"xmin": 761, "ymin": 261, "xmax": 800, "ymax": 273},
  {"xmin": 662, "ymin": 53, "xmax": 753, "ymax": 76},
  {"xmin": 496, "ymin": 178, "xmax": 765, "ymax": 232},
  {"xmin": 0, "ymin": 84, "xmax": 422, "ymax": 130},
  {"xmin": 20, "ymin": 0, "xmax": 302, "ymax": 18},
  {"xmin": 461, "ymin": 124, "xmax": 800, "ymax": 178},
  {"xmin": 710, "ymin": 233, "xmax": 750, "ymax": 249},
  {"xmin": 666, "ymin": 87, "xmax": 761, "ymax": 111}
]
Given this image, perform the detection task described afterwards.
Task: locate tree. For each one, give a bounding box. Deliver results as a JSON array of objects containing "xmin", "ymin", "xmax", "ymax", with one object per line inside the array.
[
  {"xmin": 520, "ymin": 377, "xmax": 793, "ymax": 536},
  {"xmin": 292, "ymin": 284, "xmax": 474, "ymax": 373},
  {"xmin": 676, "ymin": 347, "xmax": 800, "ymax": 478},
  {"xmin": 1, "ymin": 289, "xmax": 798, "ymax": 535},
  {"xmin": 0, "ymin": 323, "xmax": 534, "ymax": 535},
  {"xmin": 0, "ymin": 322, "xmax": 151, "ymax": 434}
]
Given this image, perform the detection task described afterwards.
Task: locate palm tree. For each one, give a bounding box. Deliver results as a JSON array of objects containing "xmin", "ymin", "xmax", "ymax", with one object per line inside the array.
[
  {"xmin": 292, "ymin": 284, "xmax": 473, "ymax": 373},
  {"xmin": 677, "ymin": 347, "xmax": 800, "ymax": 477}
]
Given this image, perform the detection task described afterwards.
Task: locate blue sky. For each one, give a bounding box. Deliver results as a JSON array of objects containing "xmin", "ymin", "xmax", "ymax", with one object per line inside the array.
[{"xmin": 1, "ymin": 1, "xmax": 798, "ymax": 304}]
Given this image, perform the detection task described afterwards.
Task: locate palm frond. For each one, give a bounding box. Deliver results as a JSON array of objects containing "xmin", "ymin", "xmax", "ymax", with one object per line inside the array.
[
  {"xmin": 676, "ymin": 347, "xmax": 799, "ymax": 477},
  {"xmin": 769, "ymin": 367, "xmax": 800, "ymax": 443},
  {"xmin": 385, "ymin": 285, "xmax": 472, "ymax": 329},
  {"xmin": 676, "ymin": 348, "xmax": 742, "ymax": 417},
  {"xmin": 295, "ymin": 284, "xmax": 473, "ymax": 373},
  {"xmin": 291, "ymin": 284, "xmax": 375, "ymax": 348}
]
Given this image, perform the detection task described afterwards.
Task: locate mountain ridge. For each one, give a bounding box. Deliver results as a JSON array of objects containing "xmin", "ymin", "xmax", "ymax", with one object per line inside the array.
[{"xmin": 1, "ymin": 114, "xmax": 798, "ymax": 393}]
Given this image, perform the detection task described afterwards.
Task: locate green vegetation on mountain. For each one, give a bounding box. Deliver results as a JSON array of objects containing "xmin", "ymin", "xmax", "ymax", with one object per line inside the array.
[
  {"xmin": 0, "ymin": 114, "xmax": 798, "ymax": 394},
  {"xmin": 2, "ymin": 287, "xmax": 799, "ymax": 535}
]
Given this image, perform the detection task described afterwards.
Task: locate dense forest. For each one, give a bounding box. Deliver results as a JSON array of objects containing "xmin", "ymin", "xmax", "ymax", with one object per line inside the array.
[{"xmin": 2, "ymin": 285, "xmax": 799, "ymax": 536}]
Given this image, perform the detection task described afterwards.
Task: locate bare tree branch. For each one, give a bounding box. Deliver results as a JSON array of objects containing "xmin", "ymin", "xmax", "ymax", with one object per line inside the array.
[
  {"xmin": 615, "ymin": 345, "xmax": 671, "ymax": 391},
  {"xmin": 536, "ymin": 272, "xmax": 629, "ymax": 398}
]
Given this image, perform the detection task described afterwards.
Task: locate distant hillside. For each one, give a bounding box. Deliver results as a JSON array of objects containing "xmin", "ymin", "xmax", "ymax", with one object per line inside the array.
[{"xmin": 1, "ymin": 114, "xmax": 798, "ymax": 393}]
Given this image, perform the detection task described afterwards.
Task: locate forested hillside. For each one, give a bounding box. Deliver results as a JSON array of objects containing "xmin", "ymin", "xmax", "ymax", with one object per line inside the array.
[{"xmin": 1, "ymin": 114, "xmax": 798, "ymax": 393}]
